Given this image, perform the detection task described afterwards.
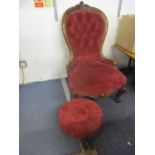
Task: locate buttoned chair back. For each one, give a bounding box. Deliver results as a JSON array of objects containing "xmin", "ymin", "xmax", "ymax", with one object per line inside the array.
[{"xmin": 62, "ymin": 2, "xmax": 108, "ymax": 62}]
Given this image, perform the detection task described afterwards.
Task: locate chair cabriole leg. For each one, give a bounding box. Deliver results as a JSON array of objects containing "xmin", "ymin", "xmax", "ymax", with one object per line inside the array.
[{"xmin": 115, "ymin": 86, "xmax": 126, "ymax": 103}]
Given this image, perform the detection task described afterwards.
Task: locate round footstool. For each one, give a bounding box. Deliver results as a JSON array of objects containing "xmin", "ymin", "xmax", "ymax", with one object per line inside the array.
[{"xmin": 58, "ymin": 98, "xmax": 104, "ymax": 138}]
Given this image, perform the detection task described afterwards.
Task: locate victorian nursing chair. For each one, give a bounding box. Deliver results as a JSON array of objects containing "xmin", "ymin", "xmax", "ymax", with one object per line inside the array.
[{"xmin": 62, "ymin": 2, "xmax": 127, "ymax": 102}]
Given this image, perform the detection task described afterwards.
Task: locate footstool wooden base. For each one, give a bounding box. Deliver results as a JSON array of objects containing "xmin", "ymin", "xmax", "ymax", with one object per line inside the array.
[{"xmin": 74, "ymin": 148, "xmax": 98, "ymax": 155}]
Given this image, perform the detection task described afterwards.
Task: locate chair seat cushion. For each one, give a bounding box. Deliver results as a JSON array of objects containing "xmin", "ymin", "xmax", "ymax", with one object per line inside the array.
[
  {"xmin": 58, "ymin": 99, "xmax": 103, "ymax": 138},
  {"xmin": 68, "ymin": 60, "xmax": 127, "ymax": 97}
]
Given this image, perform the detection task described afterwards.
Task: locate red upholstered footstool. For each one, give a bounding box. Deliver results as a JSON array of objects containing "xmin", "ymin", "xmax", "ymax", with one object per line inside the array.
[{"xmin": 58, "ymin": 99, "xmax": 103, "ymax": 138}]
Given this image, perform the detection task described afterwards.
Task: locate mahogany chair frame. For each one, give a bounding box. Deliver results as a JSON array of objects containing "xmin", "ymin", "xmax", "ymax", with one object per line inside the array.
[{"xmin": 62, "ymin": 1, "xmax": 126, "ymax": 103}]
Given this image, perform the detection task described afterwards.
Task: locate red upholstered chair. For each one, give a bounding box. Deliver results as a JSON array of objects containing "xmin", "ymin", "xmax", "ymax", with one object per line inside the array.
[{"xmin": 62, "ymin": 2, "xmax": 127, "ymax": 102}]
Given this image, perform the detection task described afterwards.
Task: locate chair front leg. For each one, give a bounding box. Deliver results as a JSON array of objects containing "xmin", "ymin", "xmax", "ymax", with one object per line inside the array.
[{"xmin": 115, "ymin": 86, "xmax": 126, "ymax": 103}]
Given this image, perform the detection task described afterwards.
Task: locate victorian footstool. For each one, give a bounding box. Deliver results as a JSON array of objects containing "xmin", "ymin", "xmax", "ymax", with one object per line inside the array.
[{"xmin": 58, "ymin": 98, "xmax": 104, "ymax": 155}]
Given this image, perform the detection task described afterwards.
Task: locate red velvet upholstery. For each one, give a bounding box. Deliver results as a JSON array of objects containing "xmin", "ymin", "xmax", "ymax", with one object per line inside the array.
[
  {"xmin": 58, "ymin": 99, "xmax": 103, "ymax": 138},
  {"xmin": 63, "ymin": 3, "xmax": 127, "ymax": 97},
  {"xmin": 68, "ymin": 60, "xmax": 127, "ymax": 96},
  {"xmin": 66, "ymin": 10, "xmax": 106, "ymax": 61}
]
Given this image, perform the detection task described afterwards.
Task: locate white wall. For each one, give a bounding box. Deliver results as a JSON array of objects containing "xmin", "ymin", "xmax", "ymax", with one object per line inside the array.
[{"xmin": 19, "ymin": 0, "xmax": 135, "ymax": 84}]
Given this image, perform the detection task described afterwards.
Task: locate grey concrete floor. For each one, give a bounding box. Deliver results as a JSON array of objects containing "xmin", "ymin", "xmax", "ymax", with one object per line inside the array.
[
  {"xmin": 88, "ymin": 68, "xmax": 135, "ymax": 155},
  {"xmin": 19, "ymin": 69, "xmax": 135, "ymax": 155},
  {"xmin": 19, "ymin": 80, "xmax": 80, "ymax": 155}
]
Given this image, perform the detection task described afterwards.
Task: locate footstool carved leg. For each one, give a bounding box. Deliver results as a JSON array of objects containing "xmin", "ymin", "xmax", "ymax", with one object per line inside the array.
[
  {"xmin": 115, "ymin": 86, "xmax": 126, "ymax": 103},
  {"xmin": 73, "ymin": 138, "xmax": 98, "ymax": 155},
  {"xmin": 80, "ymin": 138, "xmax": 89, "ymax": 152}
]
